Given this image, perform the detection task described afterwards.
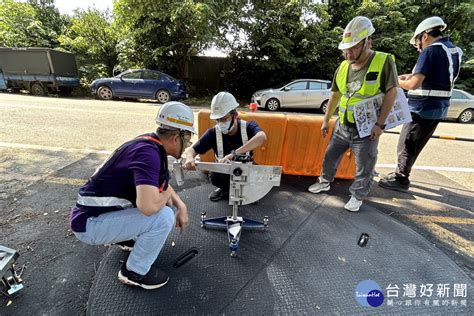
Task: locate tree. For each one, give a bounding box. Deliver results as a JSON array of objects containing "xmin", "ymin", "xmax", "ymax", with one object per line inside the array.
[
  {"xmin": 224, "ymin": 0, "xmax": 339, "ymax": 98},
  {"xmin": 28, "ymin": 0, "xmax": 70, "ymax": 47},
  {"xmin": 113, "ymin": 0, "xmax": 236, "ymax": 78},
  {"xmin": 328, "ymin": 0, "xmax": 473, "ymax": 92},
  {"xmin": 59, "ymin": 9, "xmax": 119, "ymax": 85},
  {"xmin": 0, "ymin": 0, "xmax": 64, "ymax": 47}
]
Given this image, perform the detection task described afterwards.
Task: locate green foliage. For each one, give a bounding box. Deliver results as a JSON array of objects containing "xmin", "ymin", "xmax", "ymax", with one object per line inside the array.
[
  {"xmin": 28, "ymin": 0, "xmax": 70, "ymax": 47},
  {"xmin": 355, "ymin": 0, "xmax": 473, "ymax": 92},
  {"xmin": 225, "ymin": 0, "xmax": 341, "ymax": 97},
  {"xmin": 0, "ymin": 0, "xmax": 471, "ymax": 95},
  {"xmin": 58, "ymin": 9, "xmax": 119, "ymax": 86},
  {"xmin": 113, "ymin": 0, "xmax": 234, "ymax": 78},
  {"xmin": 0, "ymin": 0, "xmax": 64, "ymax": 47}
]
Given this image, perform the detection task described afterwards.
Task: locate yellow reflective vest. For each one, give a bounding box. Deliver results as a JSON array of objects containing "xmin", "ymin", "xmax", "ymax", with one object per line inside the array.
[{"xmin": 335, "ymin": 51, "xmax": 393, "ymax": 124}]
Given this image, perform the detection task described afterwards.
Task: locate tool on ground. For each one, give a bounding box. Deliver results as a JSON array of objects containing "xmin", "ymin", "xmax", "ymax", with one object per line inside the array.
[
  {"xmin": 173, "ymin": 247, "xmax": 199, "ymax": 268},
  {"xmin": 358, "ymin": 233, "xmax": 369, "ymax": 247},
  {"xmin": 172, "ymin": 155, "xmax": 282, "ymax": 256},
  {"xmin": 0, "ymin": 245, "xmax": 24, "ymax": 295}
]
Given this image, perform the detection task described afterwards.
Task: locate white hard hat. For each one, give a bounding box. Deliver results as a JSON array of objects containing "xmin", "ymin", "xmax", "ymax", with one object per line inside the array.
[
  {"xmin": 156, "ymin": 101, "xmax": 196, "ymax": 134},
  {"xmin": 210, "ymin": 92, "xmax": 239, "ymax": 120},
  {"xmin": 410, "ymin": 16, "xmax": 447, "ymax": 45},
  {"xmin": 338, "ymin": 16, "xmax": 375, "ymax": 50}
]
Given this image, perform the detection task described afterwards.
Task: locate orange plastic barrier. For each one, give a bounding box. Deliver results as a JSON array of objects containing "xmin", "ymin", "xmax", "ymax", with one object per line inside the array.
[
  {"xmin": 280, "ymin": 115, "xmax": 356, "ymax": 179},
  {"xmin": 197, "ymin": 110, "xmax": 355, "ymax": 179}
]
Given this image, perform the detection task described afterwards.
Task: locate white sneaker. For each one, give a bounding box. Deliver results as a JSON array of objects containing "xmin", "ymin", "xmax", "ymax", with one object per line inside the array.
[
  {"xmin": 344, "ymin": 196, "xmax": 362, "ymax": 212},
  {"xmin": 308, "ymin": 182, "xmax": 330, "ymax": 194}
]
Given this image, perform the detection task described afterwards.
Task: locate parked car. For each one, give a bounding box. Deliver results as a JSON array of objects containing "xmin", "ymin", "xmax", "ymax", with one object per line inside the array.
[
  {"xmin": 91, "ymin": 69, "xmax": 188, "ymax": 102},
  {"xmin": 446, "ymin": 89, "xmax": 473, "ymax": 123},
  {"xmin": 252, "ymin": 79, "xmax": 332, "ymax": 113}
]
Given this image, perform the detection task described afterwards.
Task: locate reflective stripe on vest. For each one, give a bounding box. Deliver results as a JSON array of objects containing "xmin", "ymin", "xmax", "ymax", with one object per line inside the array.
[
  {"xmin": 77, "ymin": 195, "xmax": 133, "ymax": 209},
  {"xmin": 408, "ymin": 42, "xmax": 463, "ymax": 98},
  {"xmin": 215, "ymin": 119, "xmax": 248, "ymax": 159},
  {"xmin": 407, "ymin": 90, "xmax": 452, "ymax": 97},
  {"xmin": 336, "ymin": 51, "xmax": 392, "ymax": 124}
]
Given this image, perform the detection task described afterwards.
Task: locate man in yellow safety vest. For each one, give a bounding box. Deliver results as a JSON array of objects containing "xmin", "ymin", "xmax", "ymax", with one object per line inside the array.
[{"xmin": 308, "ymin": 16, "xmax": 398, "ymax": 212}]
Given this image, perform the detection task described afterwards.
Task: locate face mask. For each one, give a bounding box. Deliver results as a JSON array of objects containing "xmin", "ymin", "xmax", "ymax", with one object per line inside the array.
[{"xmin": 217, "ymin": 120, "xmax": 232, "ymax": 134}]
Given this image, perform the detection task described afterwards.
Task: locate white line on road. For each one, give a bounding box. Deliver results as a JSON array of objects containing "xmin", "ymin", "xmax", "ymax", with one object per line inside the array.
[
  {"xmin": 376, "ymin": 164, "xmax": 474, "ymax": 173},
  {"xmin": 0, "ymin": 103, "xmax": 153, "ymax": 115},
  {"xmin": 1, "ymin": 142, "xmax": 473, "ymax": 173},
  {"xmin": 0, "ymin": 142, "xmax": 112, "ymax": 155}
]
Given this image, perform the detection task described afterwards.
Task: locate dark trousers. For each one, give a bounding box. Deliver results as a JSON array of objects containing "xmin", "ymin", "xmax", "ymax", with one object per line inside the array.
[
  {"xmin": 396, "ymin": 113, "xmax": 440, "ymax": 179},
  {"xmin": 210, "ymin": 172, "xmax": 230, "ymax": 192}
]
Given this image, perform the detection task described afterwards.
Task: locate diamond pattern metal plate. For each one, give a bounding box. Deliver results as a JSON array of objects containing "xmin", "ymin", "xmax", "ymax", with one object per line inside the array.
[{"xmin": 87, "ymin": 181, "xmax": 472, "ymax": 315}]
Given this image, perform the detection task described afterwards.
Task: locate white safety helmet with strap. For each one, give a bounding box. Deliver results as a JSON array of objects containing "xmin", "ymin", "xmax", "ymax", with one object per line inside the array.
[
  {"xmin": 338, "ymin": 16, "xmax": 375, "ymax": 50},
  {"xmin": 156, "ymin": 101, "xmax": 196, "ymax": 134},
  {"xmin": 210, "ymin": 91, "xmax": 239, "ymax": 120},
  {"xmin": 410, "ymin": 16, "xmax": 447, "ymax": 45}
]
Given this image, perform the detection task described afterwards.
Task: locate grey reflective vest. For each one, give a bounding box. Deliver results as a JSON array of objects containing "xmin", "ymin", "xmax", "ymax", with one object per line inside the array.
[{"xmin": 215, "ymin": 119, "xmax": 249, "ymax": 159}]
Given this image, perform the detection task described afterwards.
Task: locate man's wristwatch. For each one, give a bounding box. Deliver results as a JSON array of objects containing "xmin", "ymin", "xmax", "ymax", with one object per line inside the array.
[{"xmin": 375, "ymin": 122, "xmax": 386, "ymax": 129}]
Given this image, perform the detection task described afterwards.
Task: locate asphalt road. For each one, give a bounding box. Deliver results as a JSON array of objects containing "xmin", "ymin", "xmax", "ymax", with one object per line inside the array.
[{"xmin": 0, "ymin": 93, "xmax": 473, "ymax": 314}]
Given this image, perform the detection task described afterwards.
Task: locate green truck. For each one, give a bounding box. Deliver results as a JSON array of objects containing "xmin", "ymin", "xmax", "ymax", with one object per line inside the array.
[{"xmin": 0, "ymin": 47, "xmax": 80, "ymax": 96}]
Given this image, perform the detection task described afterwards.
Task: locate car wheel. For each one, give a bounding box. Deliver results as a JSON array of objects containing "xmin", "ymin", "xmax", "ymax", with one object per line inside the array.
[
  {"xmin": 320, "ymin": 100, "xmax": 328, "ymax": 114},
  {"xmin": 458, "ymin": 109, "xmax": 472, "ymax": 123},
  {"xmin": 156, "ymin": 90, "xmax": 171, "ymax": 103},
  {"xmin": 31, "ymin": 83, "xmax": 45, "ymax": 96},
  {"xmin": 265, "ymin": 98, "xmax": 280, "ymax": 111},
  {"xmin": 97, "ymin": 86, "xmax": 113, "ymax": 100}
]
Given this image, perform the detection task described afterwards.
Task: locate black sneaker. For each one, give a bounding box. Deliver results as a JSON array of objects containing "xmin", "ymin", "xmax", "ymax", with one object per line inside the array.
[
  {"xmin": 118, "ymin": 264, "xmax": 169, "ymax": 290},
  {"xmin": 378, "ymin": 176, "xmax": 410, "ymax": 192},
  {"xmin": 116, "ymin": 240, "xmax": 135, "ymax": 251},
  {"xmin": 208, "ymin": 188, "xmax": 229, "ymax": 202}
]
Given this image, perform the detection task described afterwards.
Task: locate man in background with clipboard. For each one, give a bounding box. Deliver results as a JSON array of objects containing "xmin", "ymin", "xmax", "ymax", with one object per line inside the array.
[
  {"xmin": 379, "ymin": 16, "xmax": 462, "ymax": 192},
  {"xmin": 308, "ymin": 16, "xmax": 398, "ymax": 212}
]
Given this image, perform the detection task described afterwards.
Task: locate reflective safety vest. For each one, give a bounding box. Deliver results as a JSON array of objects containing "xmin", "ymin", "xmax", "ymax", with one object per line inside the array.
[
  {"xmin": 215, "ymin": 119, "xmax": 249, "ymax": 159},
  {"xmin": 408, "ymin": 42, "xmax": 463, "ymax": 98},
  {"xmin": 76, "ymin": 133, "xmax": 170, "ymax": 214},
  {"xmin": 336, "ymin": 51, "xmax": 392, "ymax": 124}
]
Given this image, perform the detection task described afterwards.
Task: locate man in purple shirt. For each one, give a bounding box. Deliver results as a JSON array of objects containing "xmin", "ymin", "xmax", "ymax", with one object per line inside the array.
[{"xmin": 70, "ymin": 101, "xmax": 195, "ymax": 290}]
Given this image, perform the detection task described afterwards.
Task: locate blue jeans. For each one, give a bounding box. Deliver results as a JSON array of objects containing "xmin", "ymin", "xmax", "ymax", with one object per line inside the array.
[
  {"xmin": 74, "ymin": 207, "xmax": 175, "ymax": 275},
  {"xmin": 319, "ymin": 121, "xmax": 379, "ymax": 200}
]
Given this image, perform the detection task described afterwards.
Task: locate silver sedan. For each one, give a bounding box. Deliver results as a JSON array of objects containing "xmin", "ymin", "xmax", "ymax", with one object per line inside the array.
[
  {"xmin": 252, "ymin": 79, "xmax": 332, "ymax": 113},
  {"xmin": 447, "ymin": 89, "xmax": 473, "ymax": 123}
]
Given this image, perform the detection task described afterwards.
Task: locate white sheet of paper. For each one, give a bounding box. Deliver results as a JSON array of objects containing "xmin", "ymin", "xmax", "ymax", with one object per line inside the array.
[{"xmin": 354, "ymin": 88, "xmax": 412, "ymax": 138}]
